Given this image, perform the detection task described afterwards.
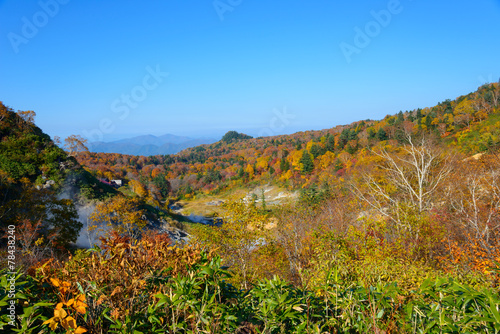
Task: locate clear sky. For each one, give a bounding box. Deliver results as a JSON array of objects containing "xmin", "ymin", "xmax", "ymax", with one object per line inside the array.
[{"xmin": 1, "ymin": 0, "xmax": 499, "ymax": 141}]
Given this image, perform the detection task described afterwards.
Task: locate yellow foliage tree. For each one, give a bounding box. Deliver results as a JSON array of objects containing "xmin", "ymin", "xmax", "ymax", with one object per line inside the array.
[
  {"xmin": 289, "ymin": 150, "xmax": 303, "ymax": 169},
  {"xmin": 64, "ymin": 135, "xmax": 89, "ymax": 156},
  {"xmin": 129, "ymin": 179, "xmax": 148, "ymax": 198},
  {"xmin": 454, "ymin": 98, "xmax": 475, "ymax": 127},
  {"xmin": 195, "ymin": 200, "xmax": 270, "ymax": 289},
  {"xmin": 306, "ymin": 140, "xmax": 314, "ymax": 152},
  {"xmin": 280, "ymin": 170, "xmax": 293, "ymax": 182},
  {"xmin": 89, "ymin": 196, "xmax": 146, "ymax": 239},
  {"xmin": 255, "ymin": 156, "xmax": 269, "ymax": 171},
  {"xmin": 245, "ymin": 164, "xmax": 254, "ymax": 179},
  {"xmin": 319, "ymin": 151, "xmax": 336, "ymax": 170}
]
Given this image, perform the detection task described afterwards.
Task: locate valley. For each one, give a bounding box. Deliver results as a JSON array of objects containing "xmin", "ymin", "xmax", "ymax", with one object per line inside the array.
[
  {"xmin": 1, "ymin": 82, "xmax": 500, "ymax": 332},
  {"xmin": 2, "ymin": 1, "xmax": 499, "ymax": 331}
]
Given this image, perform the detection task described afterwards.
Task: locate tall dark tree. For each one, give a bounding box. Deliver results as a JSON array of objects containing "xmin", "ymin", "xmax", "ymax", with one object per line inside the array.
[
  {"xmin": 338, "ymin": 129, "xmax": 350, "ymax": 149},
  {"xmin": 368, "ymin": 128, "xmax": 376, "ymax": 139},
  {"xmin": 300, "ymin": 150, "xmax": 314, "ymax": 174},
  {"xmin": 152, "ymin": 175, "xmax": 171, "ymax": 197},
  {"xmin": 376, "ymin": 128, "xmax": 388, "ymax": 141},
  {"xmin": 326, "ymin": 134, "xmax": 336, "ymax": 152},
  {"xmin": 310, "ymin": 144, "xmax": 324, "ymax": 158},
  {"xmin": 280, "ymin": 158, "xmax": 290, "ymax": 172},
  {"xmin": 346, "ymin": 143, "xmax": 356, "ymax": 154},
  {"xmin": 396, "ymin": 111, "xmax": 404, "ymax": 125},
  {"xmin": 425, "ymin": 114, "xmax": 433, "ymax": 129}
]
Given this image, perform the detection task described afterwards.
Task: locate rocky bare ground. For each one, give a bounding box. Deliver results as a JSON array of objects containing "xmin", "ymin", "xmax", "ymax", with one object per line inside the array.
[
  {"xmin": 149, "ymin": 217, "xmax": 190, "ymax": 244},
  {"xmin": 242, "ymin": 186, "xmax": 298, "ymax": 205},
  {"xmin": 168, "ymin": 185, "xmax": 297, "ymax": 227}
]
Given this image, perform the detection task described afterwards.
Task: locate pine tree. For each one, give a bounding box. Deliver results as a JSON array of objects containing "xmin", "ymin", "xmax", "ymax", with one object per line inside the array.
[
  {"xmin": 396, "ymin": 111, "xmax": 404, "ymax": 125},
  {"xmin": 346, "ymin": 143, "xmax": 356, "ymax": 154},
  {"xmin": 338, "ymin": 129, "xmax": 350, "ymax": 149},
  {"xmin": 310, "ymin": 144, "xmax": 323, "ymax": 158},
  {"xmin": 237, "ymin": 166, "xmax": 245, "ymax": 179},
  {"xmin": 326, "ymin": 134, "xmax": 336, "ymax": 152},
  {"xmin": 368, "ymin": 128, "xmax": 376, "ymax": 139},
  {"xmin": 376, "ymin": 128, "xmax": 388, "ymax": 141},
  {"xmin": 300, "ymin": 150, "xmax": 314, "ymax": 174},
  {"xmin": 416, "ymin": 109, "xmax": 422, "ymax": 120},
  {"xmin": 425, "ymin": 114, "xmax": 433, "ymax": 129}
]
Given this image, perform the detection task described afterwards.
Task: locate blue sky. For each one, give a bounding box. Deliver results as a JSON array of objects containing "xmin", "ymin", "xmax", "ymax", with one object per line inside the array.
[{"xmin": 1, "ymin": 0, "xmax": 499, "ymax": 141}]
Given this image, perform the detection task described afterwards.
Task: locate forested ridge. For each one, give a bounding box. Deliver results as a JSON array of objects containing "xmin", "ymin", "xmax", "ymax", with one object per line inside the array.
[
  {"xmin": 74, "ymin": 83, "xmax": 500, "ymax": 203},
  {"xmin": 1, "ymin": 83, "xmax": 500, "ymax": 333}
]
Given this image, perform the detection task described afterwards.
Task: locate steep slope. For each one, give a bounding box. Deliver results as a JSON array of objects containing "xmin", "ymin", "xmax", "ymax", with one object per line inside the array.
[{"xmin": 0, "ymin": 102, "xmax": 115, "ymax": 247}]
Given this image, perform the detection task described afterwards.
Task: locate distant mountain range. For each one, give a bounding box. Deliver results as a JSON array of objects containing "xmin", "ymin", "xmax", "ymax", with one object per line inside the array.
[{"xmin": 88, "ymin": 134, "xmax": 217, "ymax": 156}]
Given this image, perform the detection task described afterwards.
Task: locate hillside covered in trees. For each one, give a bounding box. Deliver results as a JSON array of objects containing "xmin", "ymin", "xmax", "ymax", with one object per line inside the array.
[
  {"xmin": 76, "ymin": 83, "xmax": 500, "ymax": 202},
  {"xmin": 1, "ymin": 83, "xmax": 500, "ymax": 333},
  {"xmin": 0, "ymin": 103, "xmax": 121, "ymax": 251}
]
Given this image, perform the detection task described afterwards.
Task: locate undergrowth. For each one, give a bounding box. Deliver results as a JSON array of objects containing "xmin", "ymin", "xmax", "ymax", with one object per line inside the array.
[{"xmin": 1, "ymin": 232, "xmax": 499, "ymax": 333}]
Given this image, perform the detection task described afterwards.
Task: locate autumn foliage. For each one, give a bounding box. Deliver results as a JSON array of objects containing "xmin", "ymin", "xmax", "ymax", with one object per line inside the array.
[{"xmin": 2, "ymin": 84, "xmax": 500, "ymax": 332}]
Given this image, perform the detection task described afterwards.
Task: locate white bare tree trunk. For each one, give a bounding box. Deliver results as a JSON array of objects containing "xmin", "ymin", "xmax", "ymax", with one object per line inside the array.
[
  {"xmin": 352, "ymin": 133, "xmax": 452, "ymax": 231},
  {"xmin": 448, "ymin": 166, "xmax": 500, "ymax": 252}
]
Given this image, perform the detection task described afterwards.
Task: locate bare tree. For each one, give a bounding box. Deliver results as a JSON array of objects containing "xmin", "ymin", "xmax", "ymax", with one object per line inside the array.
[
  {"xmin": 448, "ymin": 162, "xmax": 500, "ymax": 253},
  {"xmin": 353, "ymin": 133, "xmax": 453, "ymax": 232},
  {"xmin": 491, "ymin": 83, "xmax": 500, "ymax": 107},
  {"xmin": 318, "ymin": 195, "xmax": 358, "ymax": 235},
  {"xmin": 275, "ymin": 204, "xmax": 313, "ymax": 286},
  {"xmin": 53, "ymin": 135, "xmax": 62, "ymax": 146}
]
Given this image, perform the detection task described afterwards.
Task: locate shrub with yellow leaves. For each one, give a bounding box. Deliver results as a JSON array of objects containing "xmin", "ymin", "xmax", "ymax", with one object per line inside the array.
[
  {"xmin": 43, "ymin": 302, "xmax": 87, "ymax": 333},
  {"xmin": 42, "ymin": 278, "xmax": 88, "ymax": 333}
]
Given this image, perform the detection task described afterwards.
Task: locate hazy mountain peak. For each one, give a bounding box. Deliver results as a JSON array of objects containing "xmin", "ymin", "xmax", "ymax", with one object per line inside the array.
[{"xmin": 89, "ymin": 133, "xmax": 217, "ymax": 156}]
